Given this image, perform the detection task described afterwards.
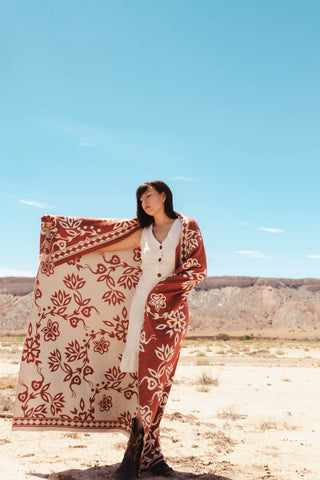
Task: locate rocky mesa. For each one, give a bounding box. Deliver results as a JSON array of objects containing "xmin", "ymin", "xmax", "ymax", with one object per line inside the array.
[{"xmin": 1, "ymin": 276, "xmax": 320, "ymax": 332}]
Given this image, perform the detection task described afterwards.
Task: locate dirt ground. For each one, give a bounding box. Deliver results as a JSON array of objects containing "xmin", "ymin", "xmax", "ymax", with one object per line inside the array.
[{"xmin": 1, "ymin": 331, "xmax": 320, "ymax": 480}]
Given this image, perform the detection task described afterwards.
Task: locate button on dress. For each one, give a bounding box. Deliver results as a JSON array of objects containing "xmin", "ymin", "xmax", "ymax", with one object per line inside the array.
[{"xmin": 120, "ymin": 218, "xmax": 182, "ymax": 372}]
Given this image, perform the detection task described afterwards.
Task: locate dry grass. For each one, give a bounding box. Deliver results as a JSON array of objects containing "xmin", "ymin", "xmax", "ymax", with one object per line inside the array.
[
  {"xmin": 258, "ymin": 419, "xmax": 278, "ymax": 431},
  {"xmin": 256, "ymin": 418, "xmax": 298, "ymax": 432},
  {"xmin": 196, "ymin": 351, "xmax": 207, "ymax": 357},
  {"xmin": 217, "ymin": 406, "xmax": 247, "ymax": 421},
  {"xmin": 196, "ymin": 371, "xmax": 218, "ymax": 386},
  {"xmin": 197, "ymin": 385, "xmax": 210, "ymax": 393},
  {"xmin": 196, "ymin": 358, "xmax": 211, "ymax": 366},
  {"xmin": 0, "ymin": 376, "xmax": 17, "ymax": 390}
]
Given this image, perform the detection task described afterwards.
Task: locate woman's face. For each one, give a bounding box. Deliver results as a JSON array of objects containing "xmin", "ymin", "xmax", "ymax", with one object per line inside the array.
[{"xmin": 140, "ymin": 186, "xmax": 166, "ymax": 217}]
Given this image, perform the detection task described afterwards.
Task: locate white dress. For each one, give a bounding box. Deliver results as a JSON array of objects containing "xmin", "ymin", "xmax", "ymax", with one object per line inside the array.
[{"xmin": 120, "ymin": 218, "xmax": 182, "ymax": 372}]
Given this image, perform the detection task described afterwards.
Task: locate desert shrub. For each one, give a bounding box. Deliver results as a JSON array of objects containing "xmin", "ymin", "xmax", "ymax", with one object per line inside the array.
[
  {"xmin": 239, "ymin": 334, "xmax": 254, "ymax": 341},
  {"xmin": 196, "ymin": 351, "xmax": 207, "ymax": 357},
  {"xmin": 197, "ymin": 371, "xmax": 218, "ymax": 386},
  {"xmin": 215, "ymin": 333, "xmax": 230, "ymax": 341}
]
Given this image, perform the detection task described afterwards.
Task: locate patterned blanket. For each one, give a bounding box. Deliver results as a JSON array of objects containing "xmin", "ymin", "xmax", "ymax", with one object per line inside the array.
[{"xmin": 12, "ymin": 212, "xmax": 207, "ymax": 470}]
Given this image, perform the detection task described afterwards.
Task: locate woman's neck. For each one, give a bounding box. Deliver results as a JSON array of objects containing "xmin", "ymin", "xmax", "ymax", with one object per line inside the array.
[{"xmin": 153, "ymin": 211, "xmax": 173, "ymax": 226}]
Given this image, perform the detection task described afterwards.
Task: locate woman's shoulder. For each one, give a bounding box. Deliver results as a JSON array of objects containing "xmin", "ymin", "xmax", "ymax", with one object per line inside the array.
[{"xmin": 175, "ymin": 212, "xmax": 199, "ymax": 229}]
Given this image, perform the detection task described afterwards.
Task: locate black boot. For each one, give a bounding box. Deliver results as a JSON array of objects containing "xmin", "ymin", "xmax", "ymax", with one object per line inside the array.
[
  {"xmin": 113, "ymin": 417, "xmax": 144, "ymax": 480},
  {"xmin": 150, "ymin": 460, "xmax": 174, "ymax": 477}
]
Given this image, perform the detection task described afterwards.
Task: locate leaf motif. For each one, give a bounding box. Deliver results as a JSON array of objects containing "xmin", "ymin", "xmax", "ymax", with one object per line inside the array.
[
  {"xmin": 64, "ymin": 363, "xmax": 72, "ymax": 373},
  {"xmin": 123, "ymin": 267, "xmax": 134, "ymax": 274},
  {"xmin": 97, "ymin": 275, "xmax": 107, "ymax": 282},
  {"xmin": 148, "ymin": 368, "xmax": 158, "ymax": 378},
  {"xmin": 106, "ymin": 276, "xmax": 115, "ymax": 288},
  {"xmin": 112, "ymin": 381, "xmax": 121, "ymax": 389},
  {"xmin": 74, "ymin": 292, "xmax": 82, "ymax": 306},
  {"xmin": 77, "ymin": 280, "xmax": 86, "ymax": 289},
  {"xmin": 63, "ymin": 373, "xmax": 72, "ymax": 382},
  {"xmin": 41, "ymin": 392, "xmax": 50, "ymax": 402},
  {"xmin": 103, "ymin": 320, "xmax": 114, "ymax": 327},
  {"xmin": 56, "ymin": 307, "xmax": 67, "ymax": 315}
]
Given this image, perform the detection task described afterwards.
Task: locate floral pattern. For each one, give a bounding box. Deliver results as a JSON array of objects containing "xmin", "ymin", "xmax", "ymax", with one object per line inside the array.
[{"xmin": 13, "ymin": 213, "xmax": 207, "ymax": 474}]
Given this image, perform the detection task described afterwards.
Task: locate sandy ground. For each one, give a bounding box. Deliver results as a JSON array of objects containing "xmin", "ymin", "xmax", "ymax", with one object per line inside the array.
[{"xmin": 1, "ymin": 333, "xmax": 320, "ymax": 480}]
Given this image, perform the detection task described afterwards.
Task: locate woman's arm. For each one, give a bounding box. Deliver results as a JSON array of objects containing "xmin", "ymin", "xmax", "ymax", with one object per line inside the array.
[
  {"xmin": 96, "ymin": 228, "xmax": 142, "ymax": 253},
  {"xmin": 44, "ymin": 221, "xmax": 142, "ymax": 257}
]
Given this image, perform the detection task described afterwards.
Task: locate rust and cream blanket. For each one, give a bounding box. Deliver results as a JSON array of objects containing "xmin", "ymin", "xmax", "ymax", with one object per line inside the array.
[{"xmin": 13, "ymin": 212, "xmax": 207, "ymax": 470}]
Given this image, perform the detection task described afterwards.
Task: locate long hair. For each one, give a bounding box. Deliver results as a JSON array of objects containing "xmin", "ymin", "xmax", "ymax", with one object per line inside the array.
[{"xmin": 136, "ymin": 180, "xmax": 178, "ymax": 227}]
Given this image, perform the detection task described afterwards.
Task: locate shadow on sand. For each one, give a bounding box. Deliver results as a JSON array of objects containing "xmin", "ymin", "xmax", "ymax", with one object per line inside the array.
[{"xmin": 28, "ymin": 463, "xmax": 234, "ymax": 480}]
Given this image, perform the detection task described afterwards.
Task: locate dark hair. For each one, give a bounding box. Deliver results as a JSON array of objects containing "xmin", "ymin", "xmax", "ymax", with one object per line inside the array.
[{"xmin": 136, "ymin": 180, "xmax": 178, "ymax": 227}]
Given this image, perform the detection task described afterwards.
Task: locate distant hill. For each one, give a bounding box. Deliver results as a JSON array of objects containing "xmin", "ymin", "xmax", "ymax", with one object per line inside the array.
[
  {"xmin": 0, "ymin": 277, "xmax": 35, "ymax": 296},
  {"xmin": 1, "ymin": 276, "xmax": 320, "ymax": 332}
]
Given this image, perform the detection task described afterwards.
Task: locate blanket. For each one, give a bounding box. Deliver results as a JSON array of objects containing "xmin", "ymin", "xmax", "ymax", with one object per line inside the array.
[{"xmin": 12, "ymin": 212, "xmax": 207, "ymax": 470}]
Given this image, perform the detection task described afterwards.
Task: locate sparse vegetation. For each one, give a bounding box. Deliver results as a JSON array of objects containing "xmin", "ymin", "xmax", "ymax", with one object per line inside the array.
[
  {"xmin": 258, "ymin": 419, "xmax": 278, "ymax": 431},
  {"xmin": 217, "ymin": 406, "xmax": 247, "ymax": 421},
  {"xmin": 197, "ymin": 385, "xmax": 210, "ymax": 393},
  {"xmin": 196, "ymin": 371, "xmax": 218, "ymax": 386},
  {"xmin": 196, "ymin": 351, "xmax": 207, "ymax": 357},
  {"xmin": 239, "ymin": 334, "xmax": 254, "ymax": 341},
  {"xmin": 215, "ymin": 333, "xmax": 230, "ymax": 341},
  {"xmin": 0, "ymin": 376, "xmax": 17, "ymax": 390},
  {"xmin": 196, "ymin": 358, "xmax": 210, "ymax": 366}
]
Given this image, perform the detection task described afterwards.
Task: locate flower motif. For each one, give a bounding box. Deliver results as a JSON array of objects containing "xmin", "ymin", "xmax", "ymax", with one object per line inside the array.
[
  {"xmin": 40, "ymin": 257, "xmax": 54, "ymax": 276},
  {"xmin": 58, "ymin": 216, "xmax": 82, "ymax": 230},
  {"xmin": 93, "ymin": 337, "xmax": 110, "ymax": 354},
  {"xmin": 167, "ymin": 310, "xmax": 186, "ymax": 333},
  {"xmin": 149, "ymin": 293, "xmax": 166, "ymax": 312},
  {"xmin": 22, "ymin": 337, "xmax": 41, "ymax": 363},
  {"xmin": 42, "ymin": 319, "xmax": 60, "ymax": 341},
  {"xmin": 98, "ymin": 395, "xmax": 112, "ymax": 412},
  {"xmin": 63, "ymin": 274, "xmax": 86, "ymax": 290},
  {"xmin": 154, "ymin": 344, "xmax": 174, "ymax": 362},
  {"xmin": 115, "ymin": 319, "xmax": 129, "ymax": 342},
  {"xmin": 51, "ymin": 392, "xmax": 65, "ymax": 415}
]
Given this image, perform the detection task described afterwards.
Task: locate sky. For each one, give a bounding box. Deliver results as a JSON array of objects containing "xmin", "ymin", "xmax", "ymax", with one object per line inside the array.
[{"xmin": 1, "ymin": 0, "xmax": 319, "ymax": 279}]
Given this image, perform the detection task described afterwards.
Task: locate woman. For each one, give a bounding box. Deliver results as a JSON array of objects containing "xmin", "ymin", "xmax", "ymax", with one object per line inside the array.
[{"xmin": 13, "ymin": 180, "xmax": 207, "ymax": 480}]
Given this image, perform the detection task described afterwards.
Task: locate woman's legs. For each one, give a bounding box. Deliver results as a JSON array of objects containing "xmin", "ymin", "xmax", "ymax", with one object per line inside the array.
[
  {"xmin": 135, "ymin": 410, "xmax": 143, "ymax": 431},
  {"xmin": 114, "ymin": 416, "xmax": 144, "ymax": 480}
]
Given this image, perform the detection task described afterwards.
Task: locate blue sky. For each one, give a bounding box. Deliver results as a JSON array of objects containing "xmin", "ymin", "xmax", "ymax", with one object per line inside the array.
[{"xmin": 1, "ymin": 0, "xmax": 319, "ymax": 279}]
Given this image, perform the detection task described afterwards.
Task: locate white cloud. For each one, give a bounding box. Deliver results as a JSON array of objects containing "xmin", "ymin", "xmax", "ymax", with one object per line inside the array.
[
  {"xmin": 235, "ymin": 250, "xmax": 271, "ymax": 259},
  {"xmin": 19, "ymin": 200, "xmax": 52, "ymax": 208},
  {"xmin": 0, "ymin": 268, "xmax": 36, "ymax": 277},
  {"xmin": 169, "ymin": 176, "xmax": 198, "ymax": 182},
  {"xmin": 258, "ymin": 227, "xmax": 284, "ymax": 233},
  {"xmin": 308, "ymin": 255, "xmax": 320, "ymax": 260}
]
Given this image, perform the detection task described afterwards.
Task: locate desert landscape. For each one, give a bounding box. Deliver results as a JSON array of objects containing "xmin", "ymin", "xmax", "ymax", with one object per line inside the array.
[{"xmin": 1, "ymin": 277, "xmax": 320, "ymax": 479}]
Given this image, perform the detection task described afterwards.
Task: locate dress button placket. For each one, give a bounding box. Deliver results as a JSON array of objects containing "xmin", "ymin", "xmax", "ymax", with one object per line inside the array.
[{"xmin": 157, "ymin": 244, "xmax": 163, "ymax": 278}]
